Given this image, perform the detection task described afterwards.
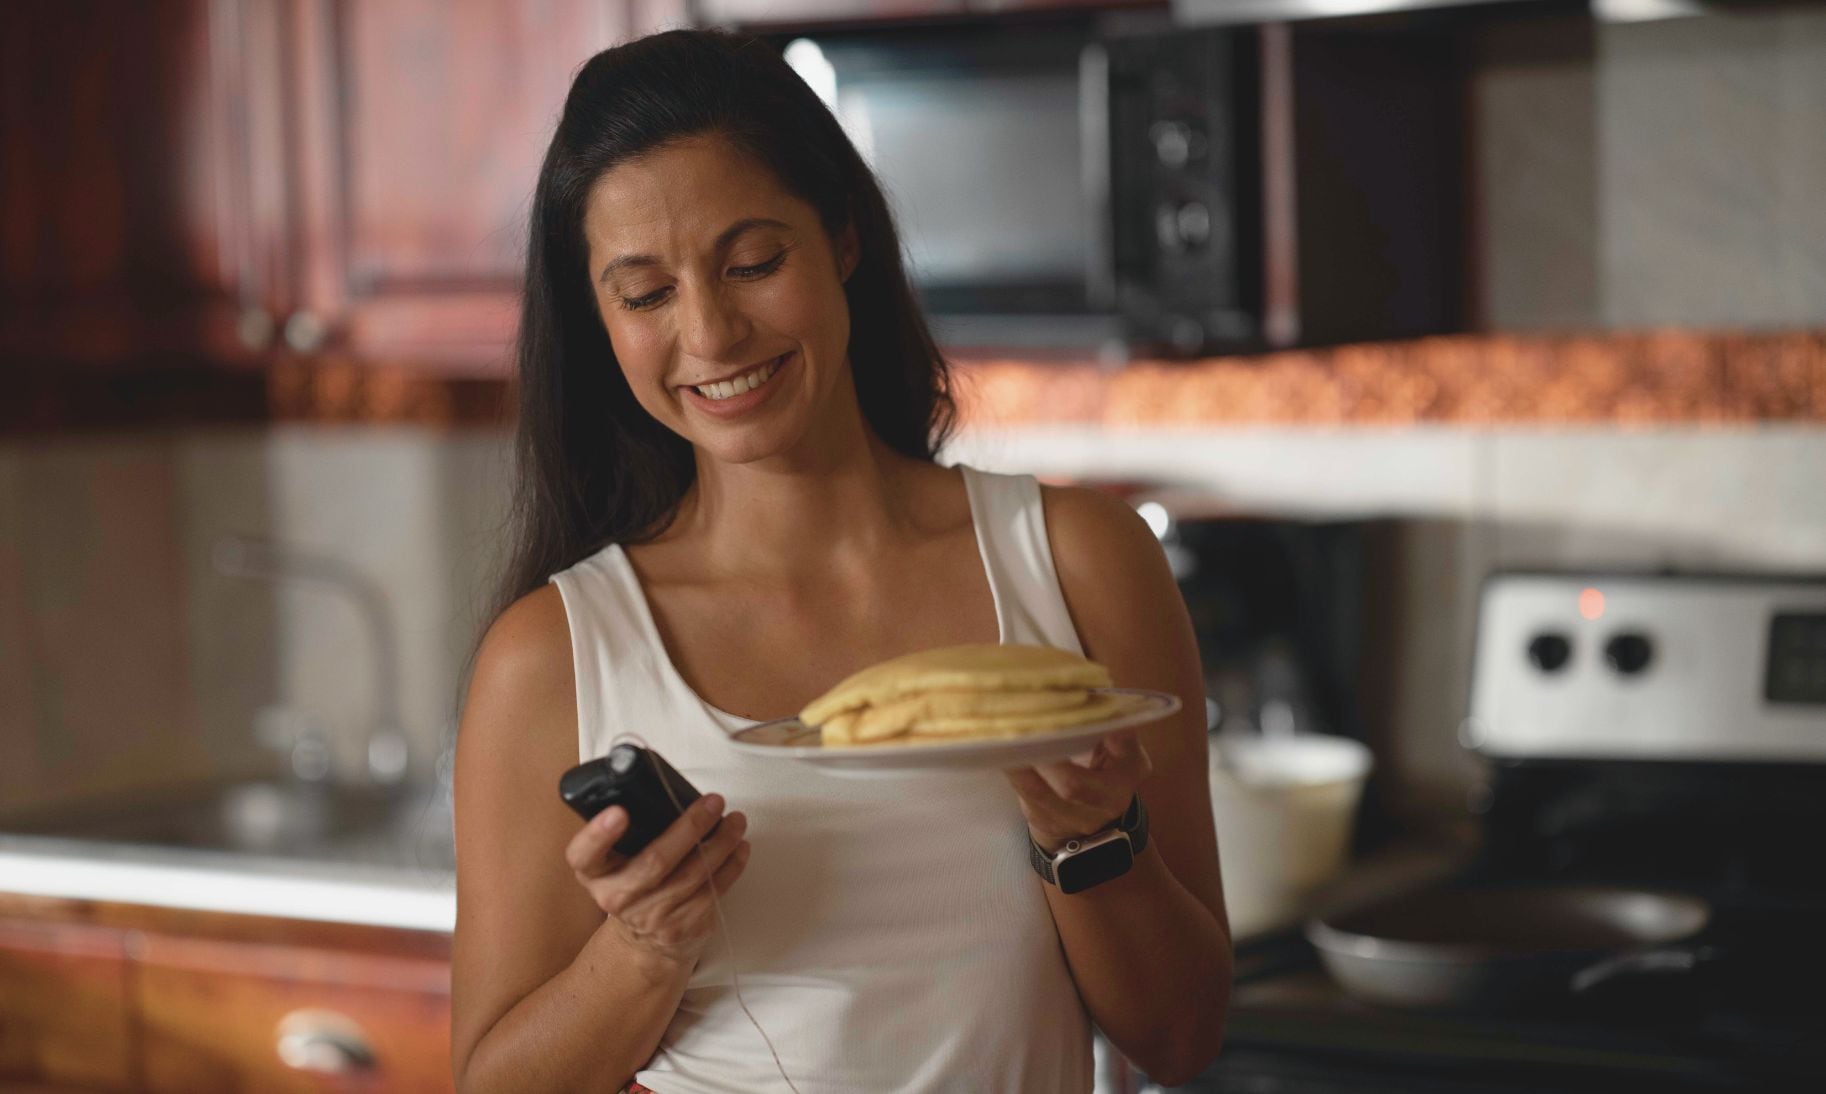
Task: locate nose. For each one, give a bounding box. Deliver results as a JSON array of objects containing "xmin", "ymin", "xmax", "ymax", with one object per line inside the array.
[{"xmin": 675, "ymin": 280, "xmax": 753, "ymax": 364}]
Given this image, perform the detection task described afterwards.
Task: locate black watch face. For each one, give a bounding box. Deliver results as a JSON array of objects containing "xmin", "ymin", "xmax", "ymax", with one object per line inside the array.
[{"xmin": 1056, "ymin": 838, "xmax": 1134, "ymax": 895}]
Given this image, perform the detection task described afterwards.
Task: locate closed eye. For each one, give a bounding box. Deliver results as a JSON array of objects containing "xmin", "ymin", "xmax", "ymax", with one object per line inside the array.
[
  {"xmin": 620, "ymin": 288, "xmax": 668, "ymax": 312},
  {"xmin": 730, "ymin": 251, "xmax": 788, "ymax": 280},
  {"xmin": 617, "ymin": 251, "xmax": 788, "ymax": 312}
]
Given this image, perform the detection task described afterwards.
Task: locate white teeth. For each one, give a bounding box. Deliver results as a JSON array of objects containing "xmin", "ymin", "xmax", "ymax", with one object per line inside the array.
[{"xmin": 694, "ymin": 355, "xmax": 783, "ymax": 401}]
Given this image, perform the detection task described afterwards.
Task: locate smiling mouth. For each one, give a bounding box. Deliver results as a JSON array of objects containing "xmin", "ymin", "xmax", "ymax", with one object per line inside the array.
[{"xmin": 688, "ymin": 353, "xmax": 789, "ymax": 401}]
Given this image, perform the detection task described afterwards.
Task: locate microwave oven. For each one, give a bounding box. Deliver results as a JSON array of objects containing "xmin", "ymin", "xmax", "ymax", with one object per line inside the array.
[
  {"xmin": 765, "ymin": 12, "xmax": 1465, "ymax": 359},
  {"xmin": 773, "ymin": 18, "xmax": 1263, "ymax": 356}
]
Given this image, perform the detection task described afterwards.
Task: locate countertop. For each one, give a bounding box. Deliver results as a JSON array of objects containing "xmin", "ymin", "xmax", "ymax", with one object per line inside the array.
[
  {"xmin": 0, "ymin": 820, "xmax": 1469, "ymax": 941},
  {"xmin": 0, "ymin": 831, "xmax": 456, "ymax": 932}
]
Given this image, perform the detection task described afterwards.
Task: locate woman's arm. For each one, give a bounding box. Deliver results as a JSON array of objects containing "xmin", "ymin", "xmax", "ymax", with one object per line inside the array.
[
  {"xmin": 1033, "ymin": 485, "xmax": 1233, "ymax": 1087},
  {"xmin": 450, "ymin": 587, "xmax": 693, "ymax": 1093}
]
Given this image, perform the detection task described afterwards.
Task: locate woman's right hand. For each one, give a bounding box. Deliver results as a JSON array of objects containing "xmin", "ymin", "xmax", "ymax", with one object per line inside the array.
[{"xmin": 564, "ymin": 792, "xmax": 752, "ymax": 968}]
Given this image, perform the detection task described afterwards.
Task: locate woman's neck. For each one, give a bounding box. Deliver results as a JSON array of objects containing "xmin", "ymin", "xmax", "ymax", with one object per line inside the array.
[{"xmin": 670, "ymin": 425, "xmax": 933, "ymax": 584}]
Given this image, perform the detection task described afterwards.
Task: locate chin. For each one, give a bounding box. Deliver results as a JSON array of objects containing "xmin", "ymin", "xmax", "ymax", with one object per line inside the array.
[{"xmin": 694, "ymin": 424, "xmax": 801, "ymax": 467}]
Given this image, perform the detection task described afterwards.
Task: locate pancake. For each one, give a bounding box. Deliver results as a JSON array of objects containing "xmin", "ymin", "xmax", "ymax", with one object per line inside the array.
[
  {"xmin": 801, "ymin": 643, "xmax": 1127, "ymax": 748},
  {"xmin": 799, "ymin": 643, "xmax": 1111, "ymax": 727},
  {"xmin": 844, "ymin": 687, "xmax": 1092, "ymax": 742},
  {"xmin": 911, "ymin": 691, "xmax": 1145, "ymax": 738}
]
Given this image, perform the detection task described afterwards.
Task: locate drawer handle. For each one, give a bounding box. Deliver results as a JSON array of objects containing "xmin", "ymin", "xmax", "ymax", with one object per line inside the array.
[{"xmin": 274, "ymin": 1007, "xmax": 377, "ymax": 1074}]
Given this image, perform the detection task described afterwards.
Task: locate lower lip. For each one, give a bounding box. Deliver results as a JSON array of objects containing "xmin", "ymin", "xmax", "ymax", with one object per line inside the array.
[{"xmin": 682, "ymin": 352, "xmax": 794, "ymax": 419}]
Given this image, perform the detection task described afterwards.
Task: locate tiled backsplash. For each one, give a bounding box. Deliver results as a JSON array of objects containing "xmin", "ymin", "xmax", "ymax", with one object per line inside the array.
[
  {"xmin": 0, "ymin": 437, "xmax": 213, "ymax": 810},
  {"xmin": 0, "ymin": 427, "xmax": 513, "ymax": 815},
  {"xmin": 3, "ymin": 423, "xmax": 1821, "ymax": 830}
]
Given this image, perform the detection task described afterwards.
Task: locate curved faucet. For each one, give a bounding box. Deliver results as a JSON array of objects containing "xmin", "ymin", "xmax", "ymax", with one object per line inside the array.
[{"xmin": 212, "ymin": 535, "xmax": 411, "ymax": 786}]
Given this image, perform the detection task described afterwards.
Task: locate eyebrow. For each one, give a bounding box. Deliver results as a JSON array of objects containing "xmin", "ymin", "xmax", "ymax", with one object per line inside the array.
[{"xmin": 596, "ymin": 217, "xmax": 794, "ymax": 286}]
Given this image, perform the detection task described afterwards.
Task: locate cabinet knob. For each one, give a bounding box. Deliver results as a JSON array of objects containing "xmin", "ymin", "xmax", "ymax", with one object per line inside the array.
[
  {"xmin": 274, "ymin": 1007, "xmax": 377, "ymax": 1074},
  {"xmin": 283, "ymin": 310, "xmax": 328, "ymax": 353},
  {"xmin": 238, "ymin": 307, "xmax": 276, "ymax": 351}
]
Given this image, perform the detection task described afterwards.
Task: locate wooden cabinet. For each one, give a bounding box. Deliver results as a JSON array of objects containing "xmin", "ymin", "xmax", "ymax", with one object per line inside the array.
[
  {"xmin": 283, "ymin": 0, "xmax": 685, "ymax": 370},
  {"xmin": 0, "ymin": 893, "xmax": 454, "ymax": 1092},
  {"xmin": 1, "ymin": 0, "xmax": 687, "ymax": 388},
  {"xmin": 0, "ymin": 919, "xmax": 135, "ymax": 1089},
  {"xmin": 0, "ymin": 1, "xmax": 250, "ymax": 371},
  {"xmin": 137, "ymin": 934, "xmax": 451, "ymax": 1092}
]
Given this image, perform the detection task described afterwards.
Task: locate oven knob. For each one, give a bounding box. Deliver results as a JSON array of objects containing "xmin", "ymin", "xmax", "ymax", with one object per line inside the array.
[
  {"xmin": 1148, "ymin": 120, "xmax": 1208, "ymax": 168},
  {"xmin": 1604, "ymin": 632, "xmax": 1655, "ymax": 675},
  {"xmin": 1150, "ymin": 120, "xmax": 1192, "ymax": 168},
  {"xmin": 1526, "ymin": 632, "xmax": 1572, "ymax": 673},
  {"xmin": 1155, "ymin": 201, "xmax": 1211, "ymax": 253}
]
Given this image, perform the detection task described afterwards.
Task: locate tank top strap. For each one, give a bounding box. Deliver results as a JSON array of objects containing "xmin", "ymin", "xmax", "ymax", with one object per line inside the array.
[
  {"xmin": 548, "ymin": 545, "xmax": 703, "ymax": 763},
  {"xmin": 958, "ymin": 464, "xmax": 1085, "ymax": 656}
]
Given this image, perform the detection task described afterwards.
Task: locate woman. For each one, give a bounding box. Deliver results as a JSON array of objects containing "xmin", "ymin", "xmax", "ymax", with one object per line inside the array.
[{"xmin": 450, "ymin": 28, "xmax": 1230, "ymax": 1094}]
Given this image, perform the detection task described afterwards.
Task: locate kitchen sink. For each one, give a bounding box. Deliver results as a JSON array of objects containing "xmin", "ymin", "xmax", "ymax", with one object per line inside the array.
[{"xmin": 0, "ymin": 776, "xmax": 454, "ymax": 872}]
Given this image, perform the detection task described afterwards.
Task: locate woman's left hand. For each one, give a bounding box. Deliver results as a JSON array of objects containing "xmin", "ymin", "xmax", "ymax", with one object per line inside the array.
[{"xmin": 1003, "ymin": 729, "xmax": 1153, "ymax": 853}]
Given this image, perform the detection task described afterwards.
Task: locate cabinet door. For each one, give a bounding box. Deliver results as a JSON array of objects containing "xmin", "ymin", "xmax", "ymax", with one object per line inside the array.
[
  {"xmin": 0, "ymin": 1, "xmax": 253, "ymax": 369},
  {"xmin": 135, "ymin": 933, "xmax": 452, "ymax": 1093},
  {"xmin": 0, "ymin": 918, "xmax": 134, "ymax": 1090},
  {"xmin": 281, "ymin": 0, "xmax": 683, "ymax": 371}
]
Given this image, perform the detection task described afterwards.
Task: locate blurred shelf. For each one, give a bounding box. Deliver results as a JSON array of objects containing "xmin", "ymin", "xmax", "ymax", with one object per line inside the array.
[
  {"xmin": 5, "ymin": 327, "xmax": 1823, "ymax": 435},
  {"xmin": 952, "ymin": 327, "xmax": 1826, "ymax": 428}
]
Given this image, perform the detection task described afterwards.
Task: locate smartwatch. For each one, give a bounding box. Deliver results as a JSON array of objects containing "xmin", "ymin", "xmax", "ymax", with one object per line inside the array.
[{"xmin": 1027, "ymin": 794, "xmax": 1150, "ymax": 895}]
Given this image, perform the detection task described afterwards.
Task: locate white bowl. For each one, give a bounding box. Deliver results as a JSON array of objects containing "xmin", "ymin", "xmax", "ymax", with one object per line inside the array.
[{"xmin": 1209, "ymin": 734, "xmax": 1373, "ymax": 938}]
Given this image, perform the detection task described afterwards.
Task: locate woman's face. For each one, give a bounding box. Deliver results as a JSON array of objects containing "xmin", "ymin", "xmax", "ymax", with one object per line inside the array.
[{"xmin": 582, "ymin": 134, "xmax": 859, "ymax": 466}]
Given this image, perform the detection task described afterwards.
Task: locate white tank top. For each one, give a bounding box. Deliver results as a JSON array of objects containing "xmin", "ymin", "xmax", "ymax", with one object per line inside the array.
[{"xmin": 549, "ymin": 464, "xmax": 1094, "ymax": 1094}]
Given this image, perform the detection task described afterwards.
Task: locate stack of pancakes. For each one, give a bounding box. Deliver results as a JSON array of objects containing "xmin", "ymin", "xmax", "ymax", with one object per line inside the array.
[{"xmin": 799, "ymin": 643, "xmax": 1141, "ymax": 747}]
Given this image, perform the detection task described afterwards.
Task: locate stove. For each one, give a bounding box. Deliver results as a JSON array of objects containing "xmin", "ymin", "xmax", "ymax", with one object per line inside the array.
[{"xmin": 1178, "ymin": 572, "xmax": 1826, "ymax": 1093}]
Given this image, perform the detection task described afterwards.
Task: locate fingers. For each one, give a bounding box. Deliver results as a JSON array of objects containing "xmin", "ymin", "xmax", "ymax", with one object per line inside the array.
[
  {"xmin": 708, "ymin": 836, "xmax": 753, "ymax": 894},
  {"xmin": 660, "ymin": 822, "xmax": 754, "ymax": 928},
  {"xmin": 608, "ymin": 816, "xmax": 751, "ymax": 920},
  {"xmin": 619, "ymin": 793, "xmax": 727, "ymax": 895},
  {"xmin": 1102, "ymin": 729, "xmax": 1153, "ymax": 781},
  {"xmin": 1030, "ymin": 734, "xmax": 1148, "ymax": 812},
  {"xmin": 565, "ymin": 805, "xmax": 631, "ymax": 880},
  {"xmin": 640, "ymin": 835, "xmax": 755, "ymax": 951},
  {"xmin": 1004, "ymin": 765, "xmax": 1061, "ymax": 808},
  {"xmin": 1005, "ymin": 731, "xmax": 1153, "ymax": 849},
  {"xmin": 647, "ymin": 809, "xmax": 750, "ymax": 917}
]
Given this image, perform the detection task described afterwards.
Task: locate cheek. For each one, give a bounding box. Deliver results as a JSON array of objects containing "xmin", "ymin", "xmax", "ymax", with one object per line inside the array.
[
  {"xmin": 595, "ymin": 312, "xmax": 678, "ymax": 422},
  {"xmin": 598, "ymin": 308, "xmax": 662, "ymax": 377},
  {"xmin": 765, "ymin": 268, "xmax": 848, "ymax": 346}
]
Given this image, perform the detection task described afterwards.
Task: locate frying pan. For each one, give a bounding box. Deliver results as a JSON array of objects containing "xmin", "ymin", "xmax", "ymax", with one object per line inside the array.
[{"xmin": 1306, "ymin": 884, "xmax": 1715, "ymax": 1011}]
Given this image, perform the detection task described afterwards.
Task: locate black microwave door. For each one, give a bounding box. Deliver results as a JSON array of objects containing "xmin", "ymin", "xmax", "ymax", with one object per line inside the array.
[
  {"xmin": 780, "ymin": 25, "xmax": 1121, "ymax": 348},
  {"xmin": 1107, "ymin": 27, "xmax": 1263, "ymax": 355}
]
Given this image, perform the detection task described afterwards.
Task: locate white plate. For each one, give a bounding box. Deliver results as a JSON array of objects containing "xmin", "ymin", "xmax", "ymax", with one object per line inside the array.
[{"xmin": 727, "ymin": 688, "xmax": 1182, "ymax": 777}]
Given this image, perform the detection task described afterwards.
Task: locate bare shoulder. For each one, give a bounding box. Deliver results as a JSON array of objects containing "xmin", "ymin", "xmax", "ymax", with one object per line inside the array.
[
  {"xmin": 455, "ymin": 582, "xmax": 579, "ymax": 851},
  {"xmin": 1038, "ymin": 483, "xmax": 1166, "ymax": 596},
  {"xmin": 470, "ymin": 585, "xmax": 575, "ymax": 710}
]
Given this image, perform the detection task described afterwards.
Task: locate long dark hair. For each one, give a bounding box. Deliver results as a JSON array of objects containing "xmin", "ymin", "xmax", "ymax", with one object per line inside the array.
[{"xmin": 493, "ymin": 28, "xmax": 957, "ymax": 617}]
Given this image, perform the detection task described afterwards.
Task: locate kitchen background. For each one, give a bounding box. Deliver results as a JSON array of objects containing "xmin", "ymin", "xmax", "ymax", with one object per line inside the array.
[{"xmin": 2, "ymin": 0, "xmax": 1823, "ymax": 1091}]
